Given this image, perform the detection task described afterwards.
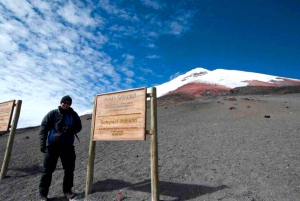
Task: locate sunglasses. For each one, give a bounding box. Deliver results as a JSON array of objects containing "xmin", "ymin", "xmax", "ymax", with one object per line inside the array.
[{"xmin": 62, "ymin": 101, "xmax": 71, "ymax": 105}]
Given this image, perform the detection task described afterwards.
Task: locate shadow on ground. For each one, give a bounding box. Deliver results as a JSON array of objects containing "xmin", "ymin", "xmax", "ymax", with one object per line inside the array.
[
  {"xmin": 0, "ymin": 131, "xmax": 9, "ymax": 137},
  {"xmin": 2, "ymin": 164, "xmax": 43, "ymax": 178},
  {"xmin": 6, "ymin": 164, "xmax": 63, "ymax": 179},
  {"xmin": 91, "ymin": 179, "xmax": 228, "ymax": 200}
]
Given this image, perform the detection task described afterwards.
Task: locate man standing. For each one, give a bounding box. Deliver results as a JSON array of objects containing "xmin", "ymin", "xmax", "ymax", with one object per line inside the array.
[{"xmin": 39, "ymin": 95, "xmax": 82, "ymax": 201}]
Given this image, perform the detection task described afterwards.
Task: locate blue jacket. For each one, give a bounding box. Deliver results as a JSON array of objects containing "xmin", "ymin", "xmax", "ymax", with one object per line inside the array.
[{"xmin": 39, "ymin": 106, "xmax": 82, "ymax": 146}]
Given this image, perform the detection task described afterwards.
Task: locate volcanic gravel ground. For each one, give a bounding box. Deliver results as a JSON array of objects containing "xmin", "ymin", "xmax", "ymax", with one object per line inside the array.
[{"xmin": 0, "ymin": 93, "xmax": 300, "ymax": 201}]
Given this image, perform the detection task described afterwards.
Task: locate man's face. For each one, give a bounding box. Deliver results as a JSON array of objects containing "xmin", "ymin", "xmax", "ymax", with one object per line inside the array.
[{"xmin": 61, "ymin": 101, "xmax": 71, "ymax": 110}]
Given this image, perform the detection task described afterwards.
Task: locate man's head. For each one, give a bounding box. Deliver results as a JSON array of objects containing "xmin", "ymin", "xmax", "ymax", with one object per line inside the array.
[{"xmin": 60, "ymin": 95, "xmax": 72, "ymax": 109}]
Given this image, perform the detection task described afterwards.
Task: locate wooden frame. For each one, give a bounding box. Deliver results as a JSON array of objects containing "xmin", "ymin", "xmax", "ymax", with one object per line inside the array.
[
  {"xmin": 0, "ymin": 100, "xmax": 22, "ymax": 180},
  {"xmin": 86, "ymin": 87, "xmax": 159, "ymax": 201}
]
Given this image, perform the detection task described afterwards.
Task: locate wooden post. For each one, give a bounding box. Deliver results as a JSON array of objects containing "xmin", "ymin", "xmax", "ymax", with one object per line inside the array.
[
  {"xmin": 85, "ymin": 98, "xmax": 97, "ymax": 196},
  {"xmin": 85, "ymin": 139, "xmax": 96, "ymax": 196},
  {"xmin": 0, "ymin": 100, "xmax": 22, "ymax": 180},
  {"xmin": 150, "ymin": 87, "xmax": 159, "ymax": 201}
]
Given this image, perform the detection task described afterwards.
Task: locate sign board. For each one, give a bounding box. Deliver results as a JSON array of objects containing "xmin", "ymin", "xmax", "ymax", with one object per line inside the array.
[
  {"xmin": 0, "ymin": 100, "xmax": 15, "ymax": 132},
  {"xmin": 93, "ymin": 88, "xmax": 146, "ymax": 141}
]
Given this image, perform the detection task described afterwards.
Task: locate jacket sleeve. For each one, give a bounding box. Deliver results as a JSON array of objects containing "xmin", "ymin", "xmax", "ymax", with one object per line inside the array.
[
  {"xmin": 73, "ymin": 112, "xmax": 82, "ymax": 133},
  {"xmin": 39, "ymin": 110, "xmax": 55, "ymax": 146}
]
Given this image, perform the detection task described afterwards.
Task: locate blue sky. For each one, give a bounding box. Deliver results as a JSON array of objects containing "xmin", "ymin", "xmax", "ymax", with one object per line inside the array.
[
  {"xmin": 162, "ymin": 1, "xmax": 300, "ymax": 80},
  {"xmin": 0, "ymin": 0, "xmax": 299, "ymax": 127}
]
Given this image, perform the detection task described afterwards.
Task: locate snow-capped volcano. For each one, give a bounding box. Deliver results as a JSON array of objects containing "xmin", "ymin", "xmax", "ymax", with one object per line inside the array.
[
  {"xmin": 81, "ymin": 68, "xmax": 300, "ymax": 116},
  {"xmin": 155, "ymin": 68, "xmax": 300, "ymax": 97}
]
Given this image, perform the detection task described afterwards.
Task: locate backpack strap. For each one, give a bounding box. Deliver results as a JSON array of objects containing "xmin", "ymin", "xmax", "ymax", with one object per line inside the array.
[{"xmin": 75, "ymin": 133, "xmax": 80, "ymax": 143}]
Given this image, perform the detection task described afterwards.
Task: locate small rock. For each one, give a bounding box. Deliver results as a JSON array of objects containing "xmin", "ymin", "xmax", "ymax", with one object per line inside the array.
[{"xmin": 226, "ymin": 97, "xmax": 237, "ymax": 101}]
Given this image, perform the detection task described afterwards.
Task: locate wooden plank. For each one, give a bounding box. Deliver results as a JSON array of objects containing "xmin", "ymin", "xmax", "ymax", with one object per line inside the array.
[
  {"xmin": 93, "ymin": 87, "xmax": 146, "ymax": 141},
  {"xmin": 0, "ymin": 100, "xmax": 15, "ymax": 132}
]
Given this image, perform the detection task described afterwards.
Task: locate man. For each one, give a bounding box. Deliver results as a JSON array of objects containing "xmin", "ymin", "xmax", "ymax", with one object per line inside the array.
[{"xmin": 39, "ymin": 95, "xmax": 82, "ymax": 201}]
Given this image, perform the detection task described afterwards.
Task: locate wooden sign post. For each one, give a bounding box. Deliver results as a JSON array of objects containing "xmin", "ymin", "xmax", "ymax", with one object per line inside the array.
[
  {"xmin": 85, "ymin": 87, "xmax": 159, "ymax": 201},
  {"xmin": 0, "ymin": 100, "xmax": 22, "ymax": 180}
]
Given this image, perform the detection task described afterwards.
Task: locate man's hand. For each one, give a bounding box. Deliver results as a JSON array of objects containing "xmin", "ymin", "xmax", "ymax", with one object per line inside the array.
[
  {"xmin": 62, "ymin": 126, "xmax": 73, "ymax": 135},
  {"xmin": 40, "ymin": 145, "xmax": 46, "ymax": 153}
]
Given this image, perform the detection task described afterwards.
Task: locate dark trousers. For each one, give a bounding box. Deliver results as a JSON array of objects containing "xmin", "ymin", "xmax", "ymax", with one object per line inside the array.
[{"xmin": 39, "ymin": 144, "xmax": 76, "ymax": 197}]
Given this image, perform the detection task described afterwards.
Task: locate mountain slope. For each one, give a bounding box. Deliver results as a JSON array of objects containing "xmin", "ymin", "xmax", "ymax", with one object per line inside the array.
[
  {"xmin": 1, "ymin": 93, "xmax": 300, "ymax": 200},
  {"xmin": 155, "ymin": 68, "xmax": 300, "ymax": 97}
]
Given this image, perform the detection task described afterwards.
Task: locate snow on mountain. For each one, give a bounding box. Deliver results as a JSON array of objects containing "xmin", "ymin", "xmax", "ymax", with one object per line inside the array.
[
  {"xmin": 153, "ymin": 67, "xmax": 299, "ymax": 97},
  {"xmin": 80, "ymin": 67, "xmax": 300, "ymax": 116}
]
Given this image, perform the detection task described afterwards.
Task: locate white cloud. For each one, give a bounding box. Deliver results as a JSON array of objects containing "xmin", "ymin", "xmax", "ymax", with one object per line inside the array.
[
  {"xmin": 57, "ymin": 1, "xmax": 96, "ymax": 27},
  {"xmin": 31, "ymin": 0, "xmax": 52, "ymax": 13},
  {"xmin": 99, "ymin": 0, "xmax": 139, "ymax": 21},
  {"xmin": 122, "ymin": 54, "xmax": 135, "ymax": 68},
  {"xmin": 118, "ymin": 54, "xmax": 135, "ymax": 78},
  {"xmin": 167, "ymin": 10, "xmax": 196, "ymax": 35},
  {"xmin": 99, "ymin": 0, "xmax": 123, "ymax": 15},
  {"xmin": 146, "ymin": 55, "xmax": 161, "ymax": 59},
  {"xmin": 148, "ymin": 31, "xmax": 159, "ymax": 38},
  {"xmin": 169, "ymin": 21, "xmax": 184, "ymax": 35},
  {"xmin": 140, "ymin": 0, "xmax": 164, "ymax": 10},
  {"xmin": 0, "ymin": 0, "xmax": 126, "ymax": 128},
  {"xmin": 147, "ymin": 43, "xmax": 156, "ymax": 48},
  {"xmin": 0, "ymin": 0, "xmax": 34, "ymax": 19},
  {"xmin": 140, "ymin": 67, "xmax": 154, "ymax": 74},
  {"xmin": 0, "ymin": 33, "xmax": 19, "ymax": 52},
  {"xmin": 170, "ymin": 71, "xmax": 182, "ymax": 80},
  {"xmin": 0, "ymin": 0, "xmax": 196, "ymax": 128}
]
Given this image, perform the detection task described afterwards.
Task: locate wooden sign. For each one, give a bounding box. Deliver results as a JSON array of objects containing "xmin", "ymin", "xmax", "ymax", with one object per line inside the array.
[
  {"xmin": 93, "ymin": 88, "xmax": 146, "ymax": 141},
  {"xmin": 0, "ymin": 100, "xmax": 15, "ymax": 132}
]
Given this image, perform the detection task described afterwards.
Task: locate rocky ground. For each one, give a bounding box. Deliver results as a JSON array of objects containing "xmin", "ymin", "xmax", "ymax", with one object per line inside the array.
[{"xmin": 0, "ymin": 92, "xmax": 300, "ymax": 201}]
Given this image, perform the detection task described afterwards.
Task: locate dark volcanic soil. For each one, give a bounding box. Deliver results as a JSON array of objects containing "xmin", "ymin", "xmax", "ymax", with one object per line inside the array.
[{"xmin": 1, "ymin": 93, "xmax": 300, "ymax": 201}]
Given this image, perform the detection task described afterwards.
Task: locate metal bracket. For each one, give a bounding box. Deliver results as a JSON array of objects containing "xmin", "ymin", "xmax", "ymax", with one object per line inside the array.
[
  {"xmin": 146, "ymin": 130, "xmax": 153, "ymax": 135},
  {"xmin": 147, "ymin": 93, "xmax": 153, "ymax": 98}
]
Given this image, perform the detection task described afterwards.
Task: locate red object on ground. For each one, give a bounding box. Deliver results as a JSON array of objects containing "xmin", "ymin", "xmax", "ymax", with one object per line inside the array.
[{"xmin": 118, "ymin": 190, "xmax": 123, "ymax": 201}]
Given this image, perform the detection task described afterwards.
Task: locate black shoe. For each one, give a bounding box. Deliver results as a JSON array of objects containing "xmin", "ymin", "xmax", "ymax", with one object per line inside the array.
[
  {"xmin": 64, "ymin": 191, "xmax": 76, "ymax": 199},
  {"xmin": 40, "ymin": 195, "xmax": 47, "ymax": 201}
]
